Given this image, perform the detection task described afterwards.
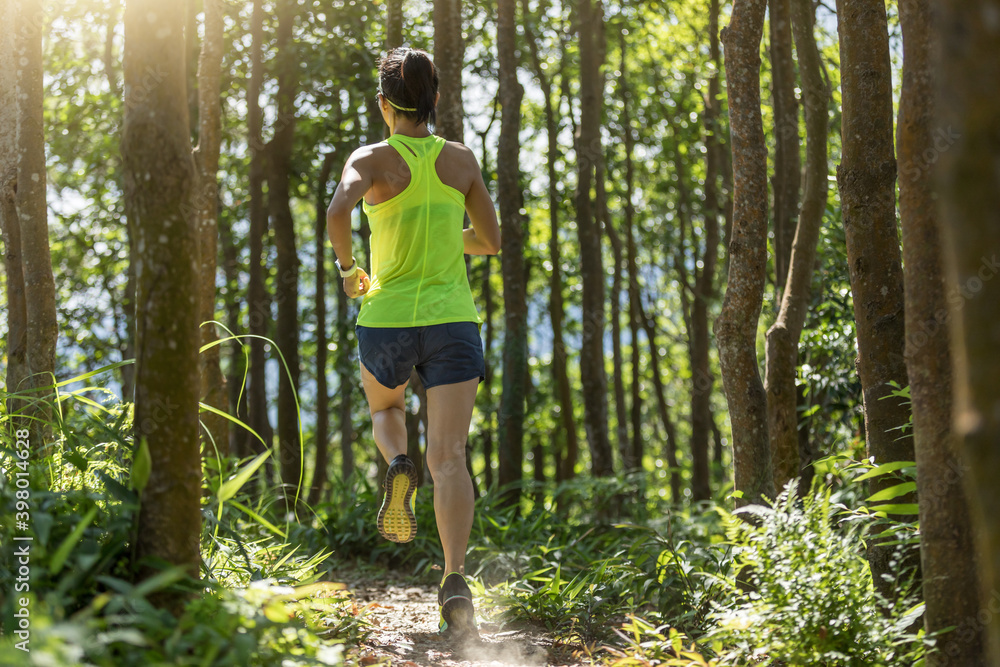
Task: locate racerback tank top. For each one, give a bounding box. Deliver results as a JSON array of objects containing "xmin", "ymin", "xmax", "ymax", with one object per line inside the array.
[{"xmin": 357, "ymin": 134, "xmax": 481, "ymax": 328}]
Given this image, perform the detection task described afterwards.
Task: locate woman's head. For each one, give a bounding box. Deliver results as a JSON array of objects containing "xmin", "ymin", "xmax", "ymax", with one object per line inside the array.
[{"xmin": 377, "ymin": 47, "xmax": 439, "ymax": 127}]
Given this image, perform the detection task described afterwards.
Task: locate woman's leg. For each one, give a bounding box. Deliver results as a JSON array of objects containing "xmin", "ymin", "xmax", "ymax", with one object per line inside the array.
[
  {"xmin": 425, "ymin": 378, "xmax": 479, "ymax": 575},
  {"xmin": 360, "ymin": 361, "xmax": 409, "ymax": 464}
]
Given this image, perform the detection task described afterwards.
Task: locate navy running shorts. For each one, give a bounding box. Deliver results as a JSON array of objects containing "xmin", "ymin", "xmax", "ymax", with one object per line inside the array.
[{"xmin": 356, "ymin": 321, "xmax": 486, "ymax": 390}]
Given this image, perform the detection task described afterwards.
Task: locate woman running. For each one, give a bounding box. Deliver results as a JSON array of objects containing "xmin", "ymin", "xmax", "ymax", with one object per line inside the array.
[{"xmin": 326, "ymin": 47, "xmax": 500, "ymax": 638}]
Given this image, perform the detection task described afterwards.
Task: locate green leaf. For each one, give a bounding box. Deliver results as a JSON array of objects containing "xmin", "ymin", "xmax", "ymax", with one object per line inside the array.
[
  {"xmin": 870, "ymin": 503, "xmax": 920, "ymax": 515},
  {"xmin": 218, "ymin": 450, "xmax": 272, "ymax": 504},
  {"xmin": 50, "ymin": 506, "xmax": 98, "ymax": 576},
  {"xmin": 131, "ymin": 438, "xmax": 152, "ymax": 495},
  {"xmin": 853, "ymin": 460, "xmax": 916, "ymax": 482},
  {"xmin": 866, "ymin": 481, "xmax": 917, "ymax": 503},
  {"xmin": 231, "ymin": 500, "xmax": 287, "ymax": 538}
]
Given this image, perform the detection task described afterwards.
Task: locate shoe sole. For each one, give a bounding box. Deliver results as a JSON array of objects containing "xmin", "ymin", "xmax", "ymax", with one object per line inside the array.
[
  {"xmin": 377, "ymin": 463, "xmax": 417, "ymax": 543},
  {"xmin": 440, "ymin": 596, "xmax": 478, "ymax": 637}
]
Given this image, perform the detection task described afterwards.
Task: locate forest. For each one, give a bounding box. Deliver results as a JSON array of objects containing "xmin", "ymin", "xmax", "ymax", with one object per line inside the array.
[{"xmin": 1, "ymin": 0, "xmax": 999, "ymax": 664}]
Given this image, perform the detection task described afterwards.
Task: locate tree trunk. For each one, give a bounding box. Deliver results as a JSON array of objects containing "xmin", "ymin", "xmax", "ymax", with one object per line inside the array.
[
  {"xmin": 247, "ymin": 0, "xmax": 272, "ymax": 466},
  {"xmin": 934, "ymin": 0, "xmax": 999, "ymax": 661},
  {"xmin": 765, "ymin": 0, "xmax": 829, "ymax": 490},
  {"xmin": 309, "ymin": 153, "xmax": 336, "ymax": 506},
  {"xmin": 523, "ymin": 1, "xmax": 579, "ymax": 483},
  {"xmin": 387, "ymin": 0, "xmax": 404, "ymax": 51},
  {"xmin": 122, "ymin": 0, "xmax": 201, "ymax": 597},
  {"xmin": 496, "ymin": 0, "xmax": 527, "ymax": 504},
  {"xmin": 195, "ymin": 0, "xmax": 228, "ymax": 458},
  {"xmin": 716, "ymin": 0, "xmax": 774, "ymax": 507},
  {"xmin": 690, "ymin": 0, "xmax": 725, "ymax": 502},
  {"xmin": 482, "ymin": 255, "xmax": 495, "ymax": 488},
  {"xmin": 269, "ymin": 0, "xmax": 302, "ymax": 509},
  {"xmin": 638, "ymin": 299, "xmax": 682, "ymax": 503},
  {"xmin": 768, "ymin": 0, "xmax": 800, "ymax": 294},
  {"xmin": 622, "ymin": 31, "xmax": 643, "ymax": 477},
  {"xmin": 15, "ymin": 0, "xmax": 58, "ymax": 447},
  {"xmin": 835, "ymin": 0, "xmax": 912, "ymax": 596},
  {"xmin": 576, "ymin": 0, "xmax": 613, "ymax": 477},
  {"xmin": 218, "ymin": 209, "xmax": 251, "ymax": 459},
  {"xmin": 0, "ymin": 5, "xmax": 27, "ymax": 427},
  {"xmin": 434, "ymin": 0, "xmax": 464, "ymax": 143}
]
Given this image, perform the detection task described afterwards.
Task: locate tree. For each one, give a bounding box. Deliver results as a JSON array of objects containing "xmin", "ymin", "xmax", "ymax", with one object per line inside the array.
[
  {"xmin": 576, "ymin": 0, "xmax": 614, "ymax": 477},
  {"xmin": 835, "ymin": 0, "xmax": 912, "ymax": 596},
  {"xmin": 715, "ymin": 0, "xmax": 774, "ymax": 506},
  {"xmin": 247, "ymin": 0, "xmax": 272, "ymax": 466},
  {"xmin": 765, "ymin": 0, "xmax": 829, "ymax": 490},
  {"xmin": 934, "ymin": 0, "xmax": 1000, "ymax": 661},
  {"xmin": 270, "ymin": 0, "xmax": 303, "ymax": 508},
  {"xmin": 194, "ymin": 0, "xmax": 228, "ymax": 457},
  {"xmin": 768, "ymin": 0, "xmax": 800, "ymax": 294},
  {"xmin": 14, "ymin": 0, "xmax": 58, "ymax": 443},
  {"xmin": 689, "ymin": 0, "xmax": 725, "ymax": 502},
  {"xmin": 122, "ymin": 0, "xmax": 201, "ymax": 594},
  {"xmin": 496, "ymin": 0, "xmax": 528, "ymax": 502},
  {"xmin": 0, "ymin": 0, "xmax": 27, "ymax": 427},
  {"xmin": 434, "ymin": 0, "xmax": 465, "ymax": 143}
]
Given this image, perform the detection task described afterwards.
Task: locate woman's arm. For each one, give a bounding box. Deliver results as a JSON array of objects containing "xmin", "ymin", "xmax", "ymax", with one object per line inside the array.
[
  {"xmin": 327, "ymin": 149, "xmax": 373, "ymax": 297},
  {"xmin": 461, "ymin": 148, "xmax": 501, "ymax": 256}
]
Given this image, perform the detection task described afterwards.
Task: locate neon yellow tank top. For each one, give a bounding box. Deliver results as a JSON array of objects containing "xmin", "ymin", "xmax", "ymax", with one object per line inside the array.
[{"xmin": 357, "ymin": 134, "xmax": 481, "ymax": 327}]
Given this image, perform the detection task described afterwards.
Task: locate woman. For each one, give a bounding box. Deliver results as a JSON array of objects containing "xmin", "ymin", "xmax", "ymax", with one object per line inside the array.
[{"xmin": 326, "ymin": 47, "xmax": 500, "ymax": 639}]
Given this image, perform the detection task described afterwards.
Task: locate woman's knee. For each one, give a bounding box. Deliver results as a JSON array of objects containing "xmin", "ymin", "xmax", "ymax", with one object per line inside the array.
[{"xmin": 426, "ymin": 438, "xmax": 468, "ymax": 479}]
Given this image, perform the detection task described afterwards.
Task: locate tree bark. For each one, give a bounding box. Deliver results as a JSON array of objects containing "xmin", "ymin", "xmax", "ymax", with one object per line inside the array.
[
  {"xmin": 835, "ymin": 0, "xmax": 913, "ymax": 596},
  {"xmin": 496, "ymin": 0, "xmax": 527, "ymax": 503},
  {"xmin": 482, "ymin": 254, "xmax": 495, "ymax": 488},
  {"xmin": 934, "ymin": 0, "xmax": 1000, "ymax": 662},
  {"xmin": 247, "ymin": 0, "xmax": 272, "ymax": 465},
  {"xmin": 716, "ymin": 0, "xmax": 774, "ymax": 507},
  {"xmin": 122, "ymin": 0, "xmax": 201, "ymax": 595},
  {"xmin": 218, "ymin": 208, "xmax": 251, "ymax": 459},
  {"xmin": 15, "ymin": 0, "xmax": 58, "ymax": 446},
  {"xmin": 0, "ymin": 2, "xmax": 27, "ymax": 427},
  {"xmin": 269, "ymin": 0, "xmax": 302, "ymax": 509},
  {"xmin": 765, "ymin": 0, "xmax": 829, "ymax": 490},
  {"xmin": 309, "ymin": 153, "xmax": 337, "ymax": 506},
  {"xmin": 576, "ymin": 0, "xmax": 614, "ymax": 477},
  {"xmin": 195, "ymin": 0, "xmax": 228, "ymax": 458},
  {"xmin": 434, "ymin": 0, "xmax": 465, "ymax": 143},
  {"xmin": 638, "ymin": 298, "xmax": 682, "ymax": 503},
  {"xmin": 690, "ymin": 0, "xmax": 725, "ymax": 502},
  {"xmin": 387, "ymin": 0, "xmax": 404, "ymax": 51},
  {"xmin": 768, "ymin": 0, "xmax": 801, "ymax": 293}
]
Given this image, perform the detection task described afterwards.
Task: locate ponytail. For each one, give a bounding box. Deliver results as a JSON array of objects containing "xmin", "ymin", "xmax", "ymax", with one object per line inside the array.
[{"xmin": 378, "ymin": 47, "xmax": 439, "ymax": 127}]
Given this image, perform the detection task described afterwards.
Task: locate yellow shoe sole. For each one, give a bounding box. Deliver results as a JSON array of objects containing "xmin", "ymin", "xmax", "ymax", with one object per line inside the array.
[{"xmin": 377, "ymin": 463, "xmax": 417, "ymax": 543}]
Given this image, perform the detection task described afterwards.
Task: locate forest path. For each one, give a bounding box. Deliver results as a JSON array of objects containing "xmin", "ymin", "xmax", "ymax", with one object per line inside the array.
[{"xmin": 340, "ymin": 571, "xmax": 581, "ymax": 667}]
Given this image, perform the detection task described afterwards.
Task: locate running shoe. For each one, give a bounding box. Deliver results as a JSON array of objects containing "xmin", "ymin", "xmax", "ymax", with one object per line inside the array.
[
  {"xmin": 377, "ymin": 454, "xmax": 418, "ymax": 543},
  {"xmin": 438, "ymin": 572, "xmax": 478, "ymax": 637}
]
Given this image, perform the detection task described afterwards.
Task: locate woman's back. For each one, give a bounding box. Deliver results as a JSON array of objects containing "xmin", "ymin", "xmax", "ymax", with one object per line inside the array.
[{"xmin": 357, "ymin": 134, "xmax": 480, "ymax": 328}]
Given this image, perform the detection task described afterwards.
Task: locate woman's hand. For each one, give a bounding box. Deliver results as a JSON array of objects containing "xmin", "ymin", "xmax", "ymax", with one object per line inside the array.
[{"xmin": 343, "ymin": 267, "xmax": 371, "ymax": 298}]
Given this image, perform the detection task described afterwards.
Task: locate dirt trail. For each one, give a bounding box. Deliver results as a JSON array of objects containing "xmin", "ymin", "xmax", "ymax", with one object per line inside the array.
[{"xmin": 343, "ymin": 574, "xmax": 579, "ymax": 667}]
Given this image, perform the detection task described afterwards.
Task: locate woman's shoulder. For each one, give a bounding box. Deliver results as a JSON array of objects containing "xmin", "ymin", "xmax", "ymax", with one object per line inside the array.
[{"xmin": 439, "ymin": 139, "xmax": 477, "ymax": 166}]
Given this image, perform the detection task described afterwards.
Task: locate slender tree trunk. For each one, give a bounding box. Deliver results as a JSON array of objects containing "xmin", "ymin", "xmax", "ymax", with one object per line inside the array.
[
  {"xmin": 0, "ymin": 5, "xmax": 28, "ymax": 426},
  {"xmin": 690, "ymin": 0, "xmax": 725, "ymax": 502},
  {"xmin": 337, "ymin": 285, "xmax": 356, "ymax": 484},
  {"xmin": 247, "ymin": 0, "xmax": 271, "ymax": 464},
  {"xmin": 765, "ymin": 0, "xmax": 829, "ymax": 490},
  {"xmin": 496, "ymin": 0, "xmax": 527, "ymax": 503},
  {"xmin": 218, "ymin": 210, "xmax": 250, "ymax": 458},
  {"xmin": 768, "ymin": 0, "xmax": 800, "ymax": 294},
  {"xmin": 934, "ymin": 0, "xmax": 999, "ymax": 661},
  {"xmin": 716, "ymin": 0, "xmax": 774, "ymax": 507},
  {"xmin": 122, "ymin": 0, "xmax": 201, "ymax": 600},
  {"xmin": 308, "ymin": 153, "xmax": 336, "ymax": 506},
  {"xmin": 482, "ymin": 255, "xmax": 495, "ymax": 488},
  {"xmin": 835, "ymin": 0, "xmax": 912, "ymax": 596},
  {"xmin": 387, "ymin": 0, "xmax": 404, "ymax": 51},
  {"xmin": 621, "ymin": 31, "xmax": 643, "ymax": 476},
  {"xmin": 15, "ymin": 0, "xmax": 58, "ymax": 446},
  {"xmin": 523, "ymin": 0, "xmax": 579, "ymax": 484},
  {"xmin": 638, "ymin": 299, "xmax": 682, "ymax": 502},
  {"xmin": 269, "ymin": 0, "xmax": 302, "ymax": 508},
  {"xmin": 576, "ymin": 0, "xmax": 613, "ymax": 477},
  {"xmin": 195, "ymin": 0, "xmax": 228, "ymax": 458},
  {"xmin": 434, "ymin": 0, "xmax": 464, "ymax": 143}
]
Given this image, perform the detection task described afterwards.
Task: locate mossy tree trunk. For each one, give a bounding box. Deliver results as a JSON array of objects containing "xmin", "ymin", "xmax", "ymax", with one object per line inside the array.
[
  {"xmin": 934, "ymin": 0, "xmax": 1000, "ymax": 661},
  {"xmin": 122, "ymin": 0, "xmax": 201, "ymax": 596}
]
